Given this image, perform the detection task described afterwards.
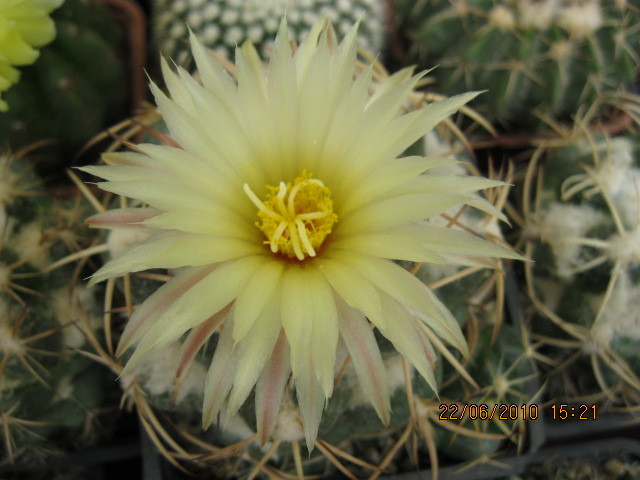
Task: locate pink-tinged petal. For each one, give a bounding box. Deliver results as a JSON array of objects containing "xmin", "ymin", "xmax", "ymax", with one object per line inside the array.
[
  {"xmin": 335, "ymin": 296, "xmax": 390, "ymax": 425},
  {"xmin": 378, "ymin": 292, "xmax": 438, "ymax": 393},
  {"xmin": 101, "ymin": 151, "xmax": 157, "ymax": 167},
  {"xmin": 255, "ymin": 331, "xmax": 290, "ymax": 445},
  {"xmin": 122, "ymin": 257, "xmax": 268, "ymax": 374},
  {"xmin": 202, "ymin": 322, "xmax": 237, "ymax": 429},
  {"xmin": 176, "ymin": 304, "xmax": 231, "ymax": 378},
  {"xmin": 116, "ymin": 265, "xmax": 214, "ymax": 356},
  {"xmin": 85, "ymin": 208, "xmax": 161, "ymax": 229},
  {"xmin": 294, "ymin": 349, "xmax": 325, "ymax": 452}
]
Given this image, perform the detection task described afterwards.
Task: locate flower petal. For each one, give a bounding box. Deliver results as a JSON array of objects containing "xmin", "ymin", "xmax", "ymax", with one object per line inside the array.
[
  {"xmin": 85, "ymin": 208, "xmax": 161, "ymax": 229},
  {"xmin": 329, "ymin": 250, "xmax": 467, "ymax": 355},
  {"xmin": 294, "ymin": 349, "xmax": 325, "ymax": 452},
  {"xmin": 337, "ymin": 192, "xmax": 471, "ymax": 235},
  {"xmin": 176, "ymin": 305, "xmax": 230, "ymax": 377},
  {"xmin": 203, "ymin": 322, "xmax": 237, "ymax": 428},
  {"xmin": 307, "ymin": 268, "xmax": 339, "ymax": 397},
  {"xmin": 142, "ymin": 207, "xmax": 254, "ymax": 239},
  {"xmin": 255, "ymin": 331, "xmax": 291, "ymax": 445},
  {"xmin": 335, "ymin": 296, "xmax": 390, "ymax": 425},
  {"xmin": 338, "ymin": 155, "xmax": 457, "ymax": 215},
  {"xmin": 318, "ymin": 255, "xmax": 386, "ymax": 328},
  {"xmin": 233, "ymin": 260, "xmax": 283, "ymax": 341},
  {"xmin": 90, "ymin": 232, "xmax": 261, "ymax": 285},
  {"xmin": 117, "ymin": 265, "xmax": 214, "ymax": 356},
  {"xmin": 331, "ymin": 233, "xmax": 448, "ymax": 263},
  {"xmin": 280, "ymin": 266, "xmax": 313, "ymax": 378},
  {"xmin": 124, "ymin": 256, "xmax": 267, "ymax": 371},
  {"xmin": 227, "ymin": 296, "xmax": 281, "ymax": 416},
  {"xmin": 378, "ymin": 293, "xmax": 438, "ymax": 393}
]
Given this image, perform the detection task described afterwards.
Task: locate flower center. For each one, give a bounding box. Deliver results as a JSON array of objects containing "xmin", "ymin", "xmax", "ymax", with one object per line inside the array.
[{"xmin": 243, "ymin": 171, "xmax": 338, "ymax": 261}]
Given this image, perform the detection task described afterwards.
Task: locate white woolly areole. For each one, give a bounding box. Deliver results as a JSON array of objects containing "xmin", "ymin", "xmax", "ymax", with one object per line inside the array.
[
  {"xmin": 131, "ymin": 341, "xmax": 207, "ymax": 402},
  {"xmin": 8, "ymin": 221, "xmax": 50, "ymax": 269},
  {"xmin": 489, "ymin": 5, "xmax": 516, "ymax": 30},
  {"xmin": 107, "ymin": 228, "xmax": 152, "ymax": 258},
  {"xmin": 223, "ymin": 414, "xmax": 257, "ymax": 443},
  {"xmin": 611, "ymin": 168, "xmax": 640, "ymax": 229},
  {"xmin": 272, "ymin": 392, "xmax": 305, "ymax": 442},
  {"xmin": 51, "ymin": 286, "xmax": 101, "ymax": 350},
  {"xmin": 423, "ymin": 130, "xmax": 457, "ymax": 158},
  {"xmin": 517, "ymin": 0, "xmax": 558, "ymax": 30},
  {"xmin": 585, "ymin": 273, "xmax": 640, "ymax": 356},
  {"xmin": 590, "ymin": 137, "xmax": 634, "ymax": 195},
  {"xmin": 607, "ymin": 227, "xmax": 640, "ymax": 265},
  {"xmin": 527, "ymin": 203, "xmax": 605, "ymax": 281},
  {"xmin": 557, "ymin": 0, "xmax": 602, "ymax": 37},
  {"xmin": 0, "ymin": 299, "xmax": 25, "ymax": 356}
]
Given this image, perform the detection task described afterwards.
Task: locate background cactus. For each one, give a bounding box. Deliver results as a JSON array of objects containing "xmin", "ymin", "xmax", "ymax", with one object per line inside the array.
[
  {"xmin": 517, "ymin": 129, "xmax": 640, "ymax": 408},
  {"xmin": 0, "ymin": 0, "xmax": 128, "ymax": 166},
  {"xmin": 151, "ymin": 0, "xmax": 386, "ymax": 64},
  {"xmin": 0, "ymin": 145, "xmax": 112, "ymax": 466},
  {"xmin": 393, "ymin": 0, "xmax": 640, "ymax": 129}
]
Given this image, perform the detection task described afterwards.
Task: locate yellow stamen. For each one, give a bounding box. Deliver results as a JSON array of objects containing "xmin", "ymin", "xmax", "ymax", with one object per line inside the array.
[{"xmin": 244, "ymin": 171, "xmax": 338, "ymax": 261}]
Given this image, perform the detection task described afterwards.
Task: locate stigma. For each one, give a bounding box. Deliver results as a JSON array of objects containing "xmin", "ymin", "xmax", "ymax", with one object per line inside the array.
[{"xmin": 243, "ymin": 171, "xmax": 338, "ymax": 261}]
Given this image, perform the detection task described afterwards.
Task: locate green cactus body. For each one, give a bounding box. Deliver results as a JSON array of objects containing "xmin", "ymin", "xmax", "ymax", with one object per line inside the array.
[
  {"xmin": 0, "ymin": 0, "xmax": 127, "ymax": 162},
  {"xmin": 523, "ymin": 133, "xmax": 640, "ymax": 402},
  {"xmin": 0, "ymin": 147, "xmax": 110, "ymax": 465},
  {"xmin": 152, "ymin": 0, "xmax": 385, "ymax": 63},
  {"xmin": 396, "ymin": 0, "xmax": 640, "ymax": 128},
  {"xmin": 438, "ymin": 323, "xmax": 535, "ymax": 462}
]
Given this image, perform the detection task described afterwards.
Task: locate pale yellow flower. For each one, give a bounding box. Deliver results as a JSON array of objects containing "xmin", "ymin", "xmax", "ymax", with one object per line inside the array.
[
  {"xmin": 81, "ymin": 18, "xmax": 521, "ymax": 449},
  {"xmin": 0, "ymin": 0, "xmax": 63, "ymax": 110}
]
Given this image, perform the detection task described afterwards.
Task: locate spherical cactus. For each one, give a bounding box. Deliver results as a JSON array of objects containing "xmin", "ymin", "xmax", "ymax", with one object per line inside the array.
[
  {"xmin": 394, "ymin": 0, "xmax": 640, "ymax": 128},
  {"xmin": 152, "ymin": 0, "xmax": 386, "ymax": 63},
  {"xmin": 0, "ymin": 146, "xmax": 111, "ymax": 466},
  {"xmin": 0, "ymin": 0, "xmax": 128, "ymax": 162},
  {"xmin": 520, "ymin": 131, "xmax": 640, "ymax": 405}
]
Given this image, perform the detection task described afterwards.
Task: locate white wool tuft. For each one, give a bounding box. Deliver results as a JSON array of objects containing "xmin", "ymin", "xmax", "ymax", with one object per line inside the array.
[
  {"xmin": 134, "ymin": 342, "xmax": 207, "ymax": 402},
  {"xmin": 489, "ymin": 5, "xmax": 516, "ymax": 30},
  {"xmin": 8, "ymin": 222, "xmax": 50, "ymax": 269},
  {"xmin": 517, "ymin": 0, "xmax": 558, "ymax": 30},
  {"xmin": 273, "ymin": 392, "xmax": 305, "ymax": 442},
  {"xmin": 0, "ymin": 300, "xmax": 26, "ymax": 356},
  {"xmin": 594, "ymin": 273, "xmax": 640, "ymax": 342},
  {"xmin": 557, "ymin": 0, "xmax": 602, "ymax": 37},
  {"xmin": 535, "ymin": 203, "xmax": 605, "ymax": 280},
  {"xmin": 606, "ymin": 227, "xmax": 640, "ymax": 266},
  {"xmin": 51, "ymin": 286, "xmax": 101, "ymax": 349}
]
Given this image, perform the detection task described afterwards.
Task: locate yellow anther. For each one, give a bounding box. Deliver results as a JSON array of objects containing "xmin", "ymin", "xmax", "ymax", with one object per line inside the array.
[{"xmin": 244, "ymin": 171, "xmax": 338, "ymax": 261}]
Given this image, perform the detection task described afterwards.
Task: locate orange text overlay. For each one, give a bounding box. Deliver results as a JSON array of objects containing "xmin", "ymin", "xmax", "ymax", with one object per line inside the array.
[{"xmin": 438, "ymin": 403, "xmax": 540, "ymax": 421}]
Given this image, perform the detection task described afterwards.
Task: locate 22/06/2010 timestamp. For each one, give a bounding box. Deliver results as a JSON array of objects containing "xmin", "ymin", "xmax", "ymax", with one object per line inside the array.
[
  {"xmin": 551, "ymin": 404, "xmax": 597, "ymax": 420},
  {"xmin": 437, "ymin": 403, "xmax": 598, "ymax": 421}
]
